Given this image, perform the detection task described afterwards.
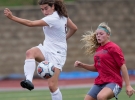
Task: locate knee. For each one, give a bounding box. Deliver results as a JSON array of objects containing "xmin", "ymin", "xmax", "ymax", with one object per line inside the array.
[
  {"xmin": 97, "ymin": 94, "xmax": 106, "ymax": 100},
  {"xmin": 26, "ymin": 49, "xmax": 34, "ymax": 58}
]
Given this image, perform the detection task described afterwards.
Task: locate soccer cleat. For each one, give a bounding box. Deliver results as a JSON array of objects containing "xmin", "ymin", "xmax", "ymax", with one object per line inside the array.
[{"xmin": 20, "ymin": 80, "xmax": 34, "ymax": 91}]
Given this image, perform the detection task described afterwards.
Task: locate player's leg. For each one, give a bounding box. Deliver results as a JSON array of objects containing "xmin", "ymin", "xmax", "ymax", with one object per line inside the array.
[
  {"xmin": 97, "ymin": 83, "xmax": 121, "ymax": 100},
  {"xmin": 46, "ymin": 53, "xmax": 66, "ymax": 100},
  {"xmin": 21, "ymin": 46, "xmax": 45, "ymax": 90},
  {"xmin": 97, "ymin": 87, "xmax": 114, "ymax": 100},
  {"xmin": 24, "ymin": 47, "xmax": 45, "ymax": 81},
  {"xmin": 24, "ymin": 47, "xmax": 45, "ymax": 82},
  {"xmin": 84, "ymin": 95, "xmax": 96, "ymax": 100},
  {"xmin": 85, "ymin": 84, "xmax": 102, "ymax": 100},
  {"xmin": 48, "ymin": 68, "xmax": 62, "ymax": 100}
]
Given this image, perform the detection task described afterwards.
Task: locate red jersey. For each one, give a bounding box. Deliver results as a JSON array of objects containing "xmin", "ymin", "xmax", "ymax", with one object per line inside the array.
[{"xmin": 94, "ymin": 41, "xmax": 125, "ymax": 88}]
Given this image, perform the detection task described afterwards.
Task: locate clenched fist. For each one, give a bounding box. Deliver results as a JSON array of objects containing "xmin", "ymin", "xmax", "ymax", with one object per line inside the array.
[
  {"xmin": 4, "ymin": 8, "xmax": 13, "ymax": 19},
  {"xmin": 74, "ymin": 61, "xmax": 82, "ymax": 68}
]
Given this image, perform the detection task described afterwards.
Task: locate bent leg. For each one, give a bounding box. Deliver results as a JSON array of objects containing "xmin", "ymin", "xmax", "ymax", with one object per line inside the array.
[
  {"xmin": 21, "ymin": 47, "xmax": 45, "ymax": 90},
  {"xmin": 87, "ymin": 84, "xmax": 103, "ymax": 100},
  {"xmin": 24, "ymin": 47, "xmax": 45, "ymax": 82},
  {"xmin": 97, "ymin": 87, "xmax": 114, "ymax": 100}
]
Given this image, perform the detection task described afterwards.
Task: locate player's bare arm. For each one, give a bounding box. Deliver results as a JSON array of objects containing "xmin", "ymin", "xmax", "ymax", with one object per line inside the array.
[
  {"xmin": 74, "ymin": 61, "xmax": 97, "ymax": 72},
  {"xmin": 4, "ymin": 8, "xmax": 48, "ymax": 27},
  {"xmin": 66, "ymin": 18, "xmax": 78, "ymax": 40},
  {"xmin": 121, "ymin": 64, "xmax": 135, "ymax": 97}
]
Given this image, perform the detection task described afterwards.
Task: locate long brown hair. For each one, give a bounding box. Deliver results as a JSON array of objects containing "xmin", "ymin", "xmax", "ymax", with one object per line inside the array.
[
  {"xmin": 38, "ymin": 0, "xmax": 68, "ymax": 18},
  {"xmin": 82, "ymin": 22, "xmax": 111, "ymax": 55}
]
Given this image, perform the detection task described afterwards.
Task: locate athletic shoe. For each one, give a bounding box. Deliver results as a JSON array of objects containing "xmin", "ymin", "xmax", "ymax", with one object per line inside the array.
[{"xmin": 20, "ymin": 80, "xmax": 34, "ymax": 91}]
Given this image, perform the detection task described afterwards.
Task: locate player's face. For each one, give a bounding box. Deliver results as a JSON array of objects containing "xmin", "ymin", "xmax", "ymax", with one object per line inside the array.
[
  {"xmin": 40, "ymin": 4, "xmax": 55, "ymax": 16},
  {"xmin": 96, "ymin": 29, "xmax": 110, "ymax": 45}
]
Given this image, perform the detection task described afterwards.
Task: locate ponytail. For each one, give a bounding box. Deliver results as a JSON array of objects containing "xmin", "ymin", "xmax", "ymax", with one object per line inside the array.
[
  {"xmin": 81, "ymin": 31, "xmax": 99, "ymax": 55},
  {"xmin": 54, "ymin": 0, "xmax": 68, "ymax": 17}
]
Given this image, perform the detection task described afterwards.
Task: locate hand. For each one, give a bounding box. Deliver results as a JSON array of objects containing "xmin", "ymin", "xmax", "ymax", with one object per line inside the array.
[
  {"xmin": 4, "ymin": 8, "xmax": 13, "ymax": 19},
  {"xmin": 126, "ymin": 85, "xmax": 135, "ymax": 98},
  {"xmin": 74, "ymin": 61, "xmax": 82, "ymax": 68}
]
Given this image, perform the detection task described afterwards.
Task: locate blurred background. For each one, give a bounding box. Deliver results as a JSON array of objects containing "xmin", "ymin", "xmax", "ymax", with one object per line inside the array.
[
  {"xmin": 0, "ymin": 0, "xmax": 135, "ymax": 99},
  {"xmin": 0, "ymin": 0, "xmax": 135, "ymax": 100}
]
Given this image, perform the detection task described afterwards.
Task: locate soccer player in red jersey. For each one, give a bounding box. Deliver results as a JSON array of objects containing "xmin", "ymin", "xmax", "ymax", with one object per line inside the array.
[{"xmin": 74, "ymin": 22, "xmax": 135, "ymax": 100}]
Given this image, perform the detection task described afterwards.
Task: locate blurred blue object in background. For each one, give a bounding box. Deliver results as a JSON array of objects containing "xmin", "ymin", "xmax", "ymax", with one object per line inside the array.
[
  {"xmin": 59, "ymin": 71, "xmax": 98, "ymax": 79},
  {"xmin": 1, "ymin": 70, "xmax": 135, "ymax": 80}
]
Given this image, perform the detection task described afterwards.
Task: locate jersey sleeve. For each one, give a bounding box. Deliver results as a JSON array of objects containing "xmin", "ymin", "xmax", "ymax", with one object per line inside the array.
[
  {"xmin": 110, "ymin": 46, "xmax": 125, "ymax": 67},
  {"xmin": 42, "ymin": 16, "xmax": 57, "ymax": 28}
]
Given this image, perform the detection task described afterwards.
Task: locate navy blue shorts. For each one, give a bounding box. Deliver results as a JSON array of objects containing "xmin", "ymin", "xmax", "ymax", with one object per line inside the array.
[{"xmin": 87, "ymin": 83, "xmax": 121, "ymax": 100}]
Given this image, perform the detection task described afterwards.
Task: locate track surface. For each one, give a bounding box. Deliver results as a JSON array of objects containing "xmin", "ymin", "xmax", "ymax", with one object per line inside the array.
[{"xmin": 0, "ymin": 76, "xmax": 135, "ymax": 91}]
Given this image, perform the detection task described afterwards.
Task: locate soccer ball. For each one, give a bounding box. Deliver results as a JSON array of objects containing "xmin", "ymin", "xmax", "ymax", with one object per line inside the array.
[{"xmin": 37, "ymin": 61, "xmax": 55, "ymax": 79}]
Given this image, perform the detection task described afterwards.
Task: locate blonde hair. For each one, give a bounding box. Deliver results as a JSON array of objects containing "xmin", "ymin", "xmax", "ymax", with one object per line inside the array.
[{"xmin": 81, "ymin": 22, "xmax": 111, "ymax": 55}]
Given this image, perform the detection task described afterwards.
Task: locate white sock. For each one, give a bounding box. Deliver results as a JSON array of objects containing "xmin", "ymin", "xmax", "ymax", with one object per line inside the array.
[
  {"xmin": 51, "ymin": 88, "xmax": 62, "ymax": 100},
  {"xmin": 24, "ymin": 59, "xmax": 36, "ymax": 82}
]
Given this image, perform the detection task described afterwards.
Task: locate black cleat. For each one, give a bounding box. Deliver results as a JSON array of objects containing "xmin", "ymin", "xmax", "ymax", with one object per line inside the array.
[{"xmin": 20, "ymin": 80, "xmax": 34, "ymax": 91}]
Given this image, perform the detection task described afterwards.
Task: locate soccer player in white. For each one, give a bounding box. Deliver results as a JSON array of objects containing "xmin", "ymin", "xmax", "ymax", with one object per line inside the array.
[{"xmin": 4, "ymin": 0, "xmax": 77, "ymax": 100}]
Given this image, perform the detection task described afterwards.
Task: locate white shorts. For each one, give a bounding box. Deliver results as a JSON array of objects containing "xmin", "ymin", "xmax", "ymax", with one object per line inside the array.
[{"xmin": 36, "ymin": 44, "xmax": 66, "ymax": 71}]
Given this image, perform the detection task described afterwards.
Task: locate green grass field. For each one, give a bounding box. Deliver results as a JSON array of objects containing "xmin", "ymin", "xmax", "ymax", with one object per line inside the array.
[{"xmin": 0, "ymin": 86, "xmax": 135, "ymax": 100}]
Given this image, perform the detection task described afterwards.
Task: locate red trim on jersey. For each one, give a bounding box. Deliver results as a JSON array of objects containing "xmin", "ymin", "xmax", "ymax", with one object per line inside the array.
[{"xmin": 94, "ymin": 42, "xmax": 125, "ymax": 88}]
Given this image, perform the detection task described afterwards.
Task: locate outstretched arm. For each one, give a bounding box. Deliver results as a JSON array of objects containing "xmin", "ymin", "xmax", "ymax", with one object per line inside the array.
[
  {"xmin": 74, "ymin": 61, "xmax": 97, "ymax": 72},
  {"xmin": 121, "ymin": 64, "xmax": 135, "ymax": 97},
  {"xmin": 66, "ymin": 18, "xmax": 77, "ymax": 40},
  {"xmin": 4, "ymin": 8, "xmax": 47, "ymax": 27}
]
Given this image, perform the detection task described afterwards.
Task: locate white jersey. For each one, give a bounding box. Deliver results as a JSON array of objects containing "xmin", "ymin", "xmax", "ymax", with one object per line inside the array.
[{"xmin": 41, "ymin": 11, "xmax": 67, "ymax": 56}]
